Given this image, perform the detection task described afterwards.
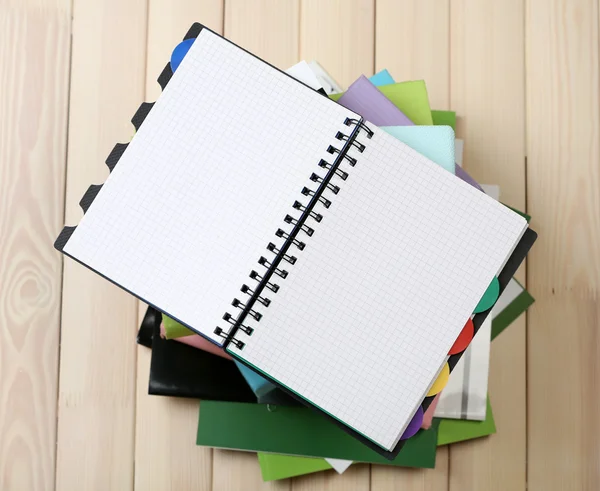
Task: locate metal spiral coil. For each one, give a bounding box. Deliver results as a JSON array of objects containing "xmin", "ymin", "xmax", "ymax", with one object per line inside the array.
[
  {"xmin": 344, "ymin": 118, "xmax": 374, "ymax": 138},
  {"xmin": 214, "ymin": 118, "xmax": 370, "ymax": 349}
]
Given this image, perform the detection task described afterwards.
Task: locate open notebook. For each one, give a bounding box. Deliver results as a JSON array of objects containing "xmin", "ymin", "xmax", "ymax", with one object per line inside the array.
[{"xmin": 55, "ymin": 24, "xmax": 534, "ymax": 458}]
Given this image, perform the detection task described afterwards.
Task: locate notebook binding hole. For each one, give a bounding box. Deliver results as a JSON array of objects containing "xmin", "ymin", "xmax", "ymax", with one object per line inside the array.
[{"xmin": 214, "ymin": 120, "xmax": 370, "ymax": 350}]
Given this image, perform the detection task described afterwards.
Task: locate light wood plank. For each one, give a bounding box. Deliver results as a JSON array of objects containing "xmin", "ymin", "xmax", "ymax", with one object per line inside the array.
[
  {"xmin": 0, "ymin": 1, "xmax": 71, "ymax": 490},
  {"xmin": 214, "ymin": 2, "xmax": 301, "ymax": 489},
  {"xmin": 299, "ymin": 0, "xmax": 374, "ymax": 88},
  {"xmin": 294, "ymin": 464, "xmax": 371, "ymax": 491},
  {"xmin": 373, "ymin": 1, "xmax": 450, "ymax": 489},
  {"xmin": 134, "ymin": 394, "xmax": 212, "ymax": 490},
  {"xmin": 526, "ymin": 297, "xmax": 600, "ymax": 490},
  {"xmin": 134, "ymin": 2, "xmax": 223, "ymax": 490},
  {"xmin": 213, "ymin": 450, "xmax": 290, "ymax": 491},
  {"xmin": 225, "ymin": 0, "xmax": 299, "ymax": 69},
  {"xmin": 526, "ymin": 0, "xmax": 600, "ymax": 489},
  {"xmin": 370, "ymin": 452, "xmax": 449, "ymax": 491},
  {"xmin": 295, "ymin": 1, "xmax": 373, "ymax": 490},
  {"xmin": 449, "ymin": 1, "xmax": 527, "ymax": 490},
  {"xmin": 55, "ymin": 0, "xmax": 147, "ymax": 489},
  {"xmin": 375, "ymin": 0, "xmax": 450, "ymax": 109},
  {"xmin": 135, "ymin": 337, "xmax": 213, "ymax": 490}
]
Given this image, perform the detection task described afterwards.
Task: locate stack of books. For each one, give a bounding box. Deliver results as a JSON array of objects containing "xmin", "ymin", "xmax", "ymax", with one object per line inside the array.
[{"xmin": 56, "ymin": 23, "xmax": 536, "ymax": 481}]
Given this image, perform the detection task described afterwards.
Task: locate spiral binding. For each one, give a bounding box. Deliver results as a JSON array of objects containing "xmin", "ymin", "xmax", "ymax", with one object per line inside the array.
[{"xmin": 214, "ymin": 117, "xmax": 373, "ymax": 350}]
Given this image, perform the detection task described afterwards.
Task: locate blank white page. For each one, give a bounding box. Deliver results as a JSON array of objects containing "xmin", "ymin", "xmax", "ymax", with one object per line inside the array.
[
  {"xmin": 229, "ymin": 123, "xmax": 528, "ymax": 450},
  {"xmin": 62, "ymin": 28, "xmax": 358, "ymax": 345}
]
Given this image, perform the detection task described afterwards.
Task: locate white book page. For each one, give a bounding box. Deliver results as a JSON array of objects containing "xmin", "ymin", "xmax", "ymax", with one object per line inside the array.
[
  {"xmin": 286, "ymin": 61, "xmax": 323, "ymax": 91},
  {"xmin": 434, "ymin": 184, "xmax": 499, "ymax": 421},
  {"xmin": 455, "ymin": 139, "xmax": 464, "ymax": 167},
  {"xmin": 325, "ymin": 458, "xmax": 353, "ymax": 474},
  {"xmin": 62, "ymin": 28, "xmax": 357, "ymax": 345},
  {"xmin": 230, "ymin": 124, "xmax": 528, "ymax": 450},
  {"xmin": 307, "ymin": 61, "xmax": 344, "ymax": 94}
]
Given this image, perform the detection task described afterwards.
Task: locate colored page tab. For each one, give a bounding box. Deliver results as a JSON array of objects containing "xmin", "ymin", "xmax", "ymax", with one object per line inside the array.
[{"xmin": 369, "ymin": 69, "xmax": 395, "ymax": 86}]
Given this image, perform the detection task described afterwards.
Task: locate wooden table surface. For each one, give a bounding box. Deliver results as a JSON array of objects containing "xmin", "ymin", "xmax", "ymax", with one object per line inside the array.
[{"xmin": 2, "ymin": 0, "xmax": 598, "ymax": 489}]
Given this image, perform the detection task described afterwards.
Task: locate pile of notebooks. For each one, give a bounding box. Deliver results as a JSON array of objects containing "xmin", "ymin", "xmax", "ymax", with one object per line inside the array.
[{"xmin": 56, "ymin": 23, "xmax": 537, "ymax": 481}]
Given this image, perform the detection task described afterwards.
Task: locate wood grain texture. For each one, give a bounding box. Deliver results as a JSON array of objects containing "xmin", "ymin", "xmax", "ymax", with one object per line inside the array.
[
  {"xmin": 293, "ymin": 464, "xmax": 370, "ymax": 491},
  {"xmin": 213, "ymin": 450, "xmax": 290, "ymax": 491},
  {"xmin": 375, "ymin": 0, "xmax": 450, "ymax": 109},
  {"xmin": 449, "ymin": 1, "xmax": 527, "ymax": 490},
  {"xmin": 54, "ymin": 0, "xmax": 147, "ymax": 489},
  {"xmin": 526, "ymin": 0, "xmax": 600, "ymax": 489},
  {"xmin": 134, "ymin": 392, "xmax": 212, "ymax": 490},
  {"xmin": 225, "ymin": 0, "xmax": 299, "ymax": 68},
  {"xmin": 134, "ymin": 2, "xmax": 223, "ymax": 490},
  {"xmin": 370, "ymin": 458, "xmax": 448, "ymax": 491},
  {"xmin": 0, "ymin": 1, "xmax": 71, "ymax": 490},
  {"xmin": 299, "ymin": 0, "xmax": 374, "ymax": 88}
]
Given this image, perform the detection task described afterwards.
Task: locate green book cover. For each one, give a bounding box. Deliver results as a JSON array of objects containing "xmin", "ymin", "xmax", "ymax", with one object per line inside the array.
[
  {"xmin": 436, "ymin": 397, "xmax": 496, "ymax": 445},
  {"xmin": 162, "ymin": 314, "xmax": 193, "ymax": 339},
  {"xmin": 492, "ymin": 278, "xmax": 535, "ymax": 340},
  {"xmin": 330, "ymin": 80, "xmax": 433, "ymax": 125},
  {"xmin": 257, "ymin": 398, "xmax": 496, "ymax": 481},
  {"xmin": 431, "ymin": 110, "xmax": 456, "ymax": 130},
  {"xmin": 492, "ymin": 283, "xmax": 534, "ymax": 340},
  {"xmin": 197, "ymin": 401, "xmax": 438, "ymax": 468},
  {"xmin": 258, "ymin": 453, "xmax": 332, "ymax": 481}
]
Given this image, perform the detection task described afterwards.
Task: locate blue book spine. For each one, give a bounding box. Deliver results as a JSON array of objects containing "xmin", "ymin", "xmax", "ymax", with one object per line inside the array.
[{"xmin": 234, "ymin": 361, "xmax": 277, "ymax": 398}]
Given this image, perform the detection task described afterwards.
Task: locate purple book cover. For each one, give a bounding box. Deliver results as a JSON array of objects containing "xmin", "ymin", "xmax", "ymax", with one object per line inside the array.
[
  {"xmin": 337, "ymin": 75, "xmax": 414, "ymax": 126},
  {"xmin": 337, "ymin": 75, "xmax": 483, "ymax": 192}
]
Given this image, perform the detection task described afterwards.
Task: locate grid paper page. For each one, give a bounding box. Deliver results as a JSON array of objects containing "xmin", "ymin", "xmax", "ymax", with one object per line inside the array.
[
  {"xmin": 230, "ymin": 123, "xmax": 528, "ymax": 450},
  {"xmin": 62, "ymin": 28, "xmax": 358, "ymax": 345}
]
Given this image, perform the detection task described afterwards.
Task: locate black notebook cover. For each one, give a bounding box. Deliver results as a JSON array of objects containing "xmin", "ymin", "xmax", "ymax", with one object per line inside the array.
[
  {"xmin": 138, "ymin": 306, "xmax": 297, "ymax": 405},
  {"xmin": 142, "ymin": 307, "xmax": 257, "ymax": 402}
]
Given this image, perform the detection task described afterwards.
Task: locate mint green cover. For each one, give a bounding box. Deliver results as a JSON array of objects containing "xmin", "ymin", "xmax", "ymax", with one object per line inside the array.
[
  {"xmin": 381, "ymin": 126, "xmax": 455, "ymax": 174},
  {"xmin": 197, "ymin": 401, "xmax": 438, "ymax": 467}
]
